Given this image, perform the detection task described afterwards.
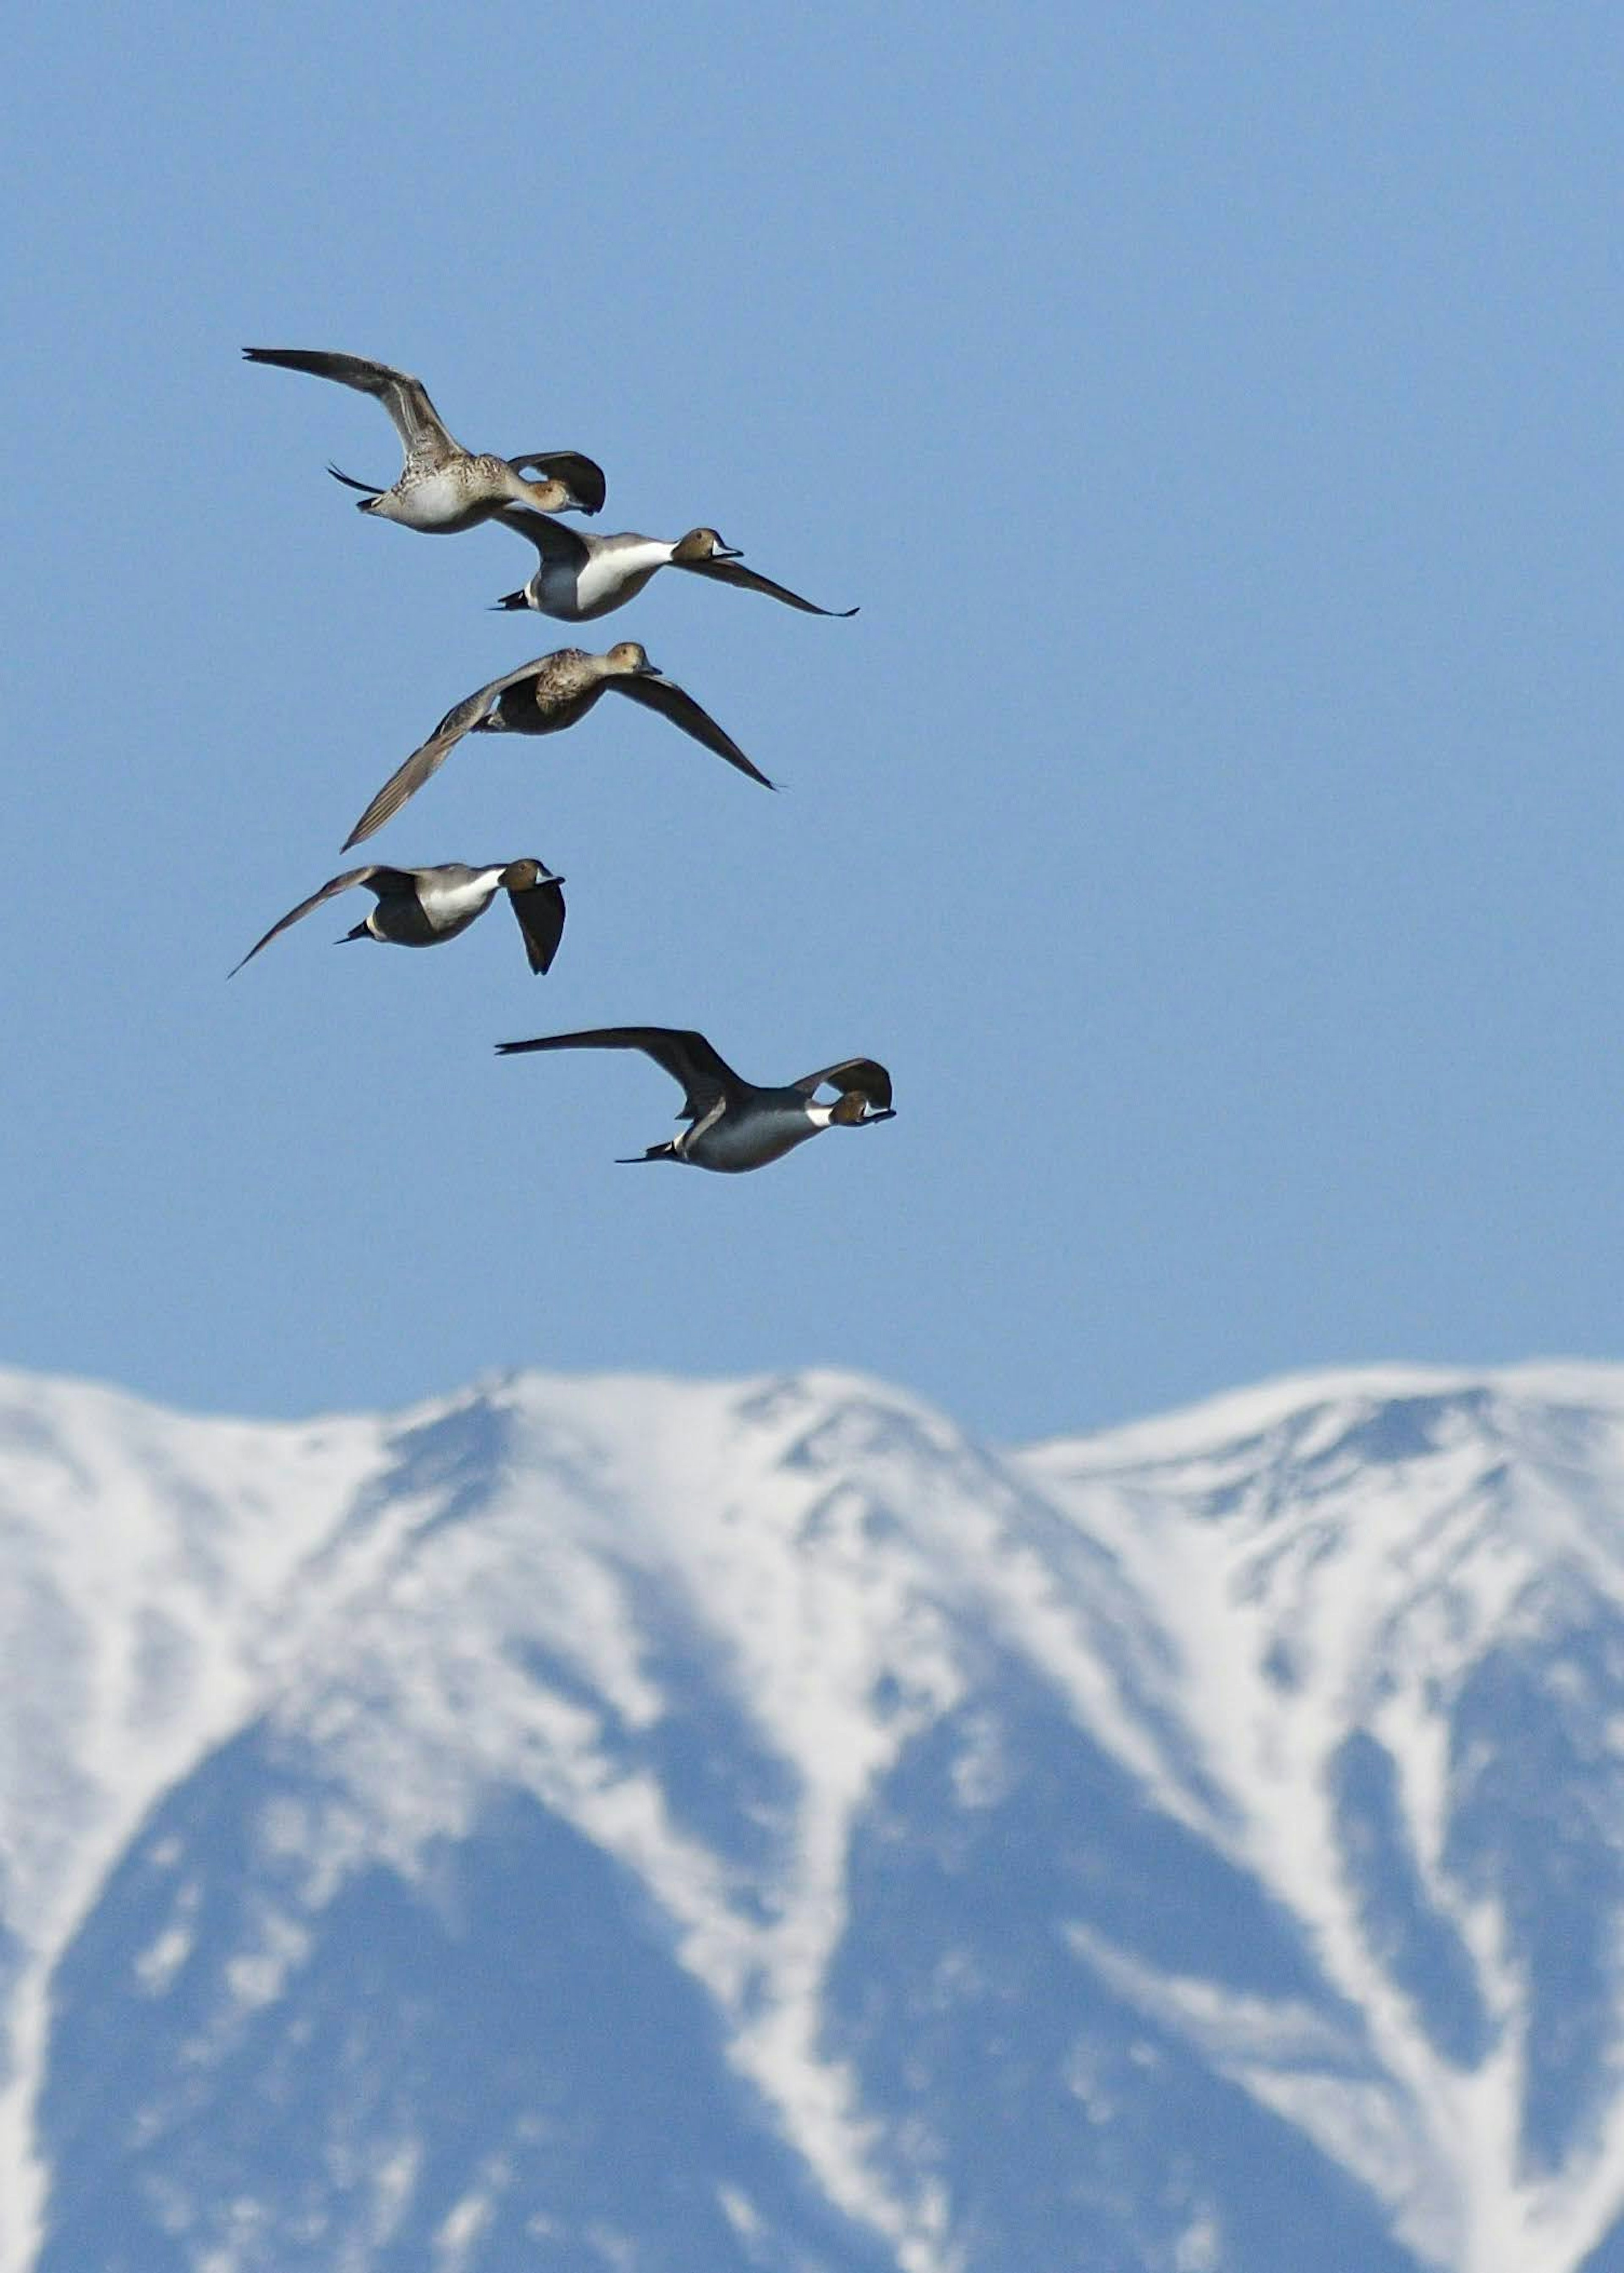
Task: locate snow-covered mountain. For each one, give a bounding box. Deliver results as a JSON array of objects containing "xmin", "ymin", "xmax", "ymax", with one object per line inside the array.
[{"xmin": 3, "ymin": 1358, "xmax": 1624, "ymax": 2273}]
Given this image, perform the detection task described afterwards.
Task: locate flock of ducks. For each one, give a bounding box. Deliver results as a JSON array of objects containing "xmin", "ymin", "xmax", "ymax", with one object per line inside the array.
[{"xmin": 236, "ymin": 349, "xmax": 896, "ymax": 1174}]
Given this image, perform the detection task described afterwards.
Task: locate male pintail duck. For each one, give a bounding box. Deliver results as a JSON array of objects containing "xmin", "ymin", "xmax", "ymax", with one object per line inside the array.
[
  {"xmin": 229, "ymin": 859, "xmax": 565, "ymax": 977},
  {"xmin": 490, "ymin": 511, "xmax": 857, "ymax": 622},
  {"xmin": 243, "ymin": 349, "xmax": 605, "ymax": 533},
  {"xmin": 343, "ymin": 644, "xmax": 770, "ymax": 850},
  {"xmin": 495, "ymin": 1027, "xmax": 895, "ymax": 1174}
]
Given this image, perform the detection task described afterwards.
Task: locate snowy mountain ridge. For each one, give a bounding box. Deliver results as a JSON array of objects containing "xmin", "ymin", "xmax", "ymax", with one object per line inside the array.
[{"xmin": 2, "ymin": 1358, "xmax": 1623, "ymax": 2272}]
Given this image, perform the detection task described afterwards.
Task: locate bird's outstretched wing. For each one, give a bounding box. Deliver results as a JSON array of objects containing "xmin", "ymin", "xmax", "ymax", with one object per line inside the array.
[
  {"xmin": 609, "ymin": 673, "xmax": 774, "ymax": 788},
  {"xmin": 243, "ymin": 348, "xmax": 457, "ymax": 469},
  {"xmin": 342, "ymin": 660, "xmax": 550, "ymax": 850},
  {"xmin": 506, "ymin": 877, "xmax": 568, "ymax": 975},
  {"xmin": 678, "ymin": 553, "xmax": 857, "ymax": 617},
  {"xmin": 495, "ymin": 507, "xmax": 590, "ymax": 569},
  {"xmin": 505, "ymin": 453, "xmax": 607, "ymax": 514},
  {"xmin": 496, "ymin": 1027, "xmax": 743, "ymax": 1121},
  {"xmin": 793, "ymin": 1057, "xmax": 894, "ymax": 1111},
  {"xmin": 228, "ymin": 865, "xmax": 412, "ymax": 975}
]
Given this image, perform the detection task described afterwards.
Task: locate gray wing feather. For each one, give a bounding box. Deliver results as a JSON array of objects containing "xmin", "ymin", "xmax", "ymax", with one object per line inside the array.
[
  {"xmin": 495, "ymin": 1026, "xmax": 742, "ymax": 1120},
  {"xmin": 793, "ymin": 1057, "xmax": 894, "ymax": 1109},
  {"xmin": 242, "ymin": 349, "xmax": 456, "ymax": 468},
  {"xmin": 496, "ymin": 508, "xmax": 590, "ymax": 570},
  {"xmin": 228, "ymin": 865, "xmax": 392, "ymax": 975},
  {"xmin": 341, "ymin": 661, "xmax": 548, "ymax": 851},
  {"xmin": 609, "ymin": 675, "xmax": 775, "ymax": 788},
  {"xmin": 678, "ymin": 554, "xmax": 858, "ymax": 617},
  {"xmin": 507, "ymin": 879, "xmax": 568, "ymax": 975}
]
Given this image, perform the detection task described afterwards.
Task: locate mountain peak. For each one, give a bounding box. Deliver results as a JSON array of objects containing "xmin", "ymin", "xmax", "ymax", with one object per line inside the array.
[{"xmin": 3, "ymin": 1357, "xmax": 1624, "ymax": 2271}]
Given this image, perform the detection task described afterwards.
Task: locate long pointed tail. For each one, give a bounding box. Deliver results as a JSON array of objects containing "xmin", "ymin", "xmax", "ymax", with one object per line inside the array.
[
  {"xmin": 327, "ymin": 462, "xmax": 382, "ymax": 498},
  {"xmin": 615, "ymin": 1143, "xmax": 678, "ymax": 1164}
]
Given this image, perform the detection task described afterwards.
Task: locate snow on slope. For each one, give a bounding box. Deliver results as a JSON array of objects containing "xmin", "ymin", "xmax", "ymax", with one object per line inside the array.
[
  {"xmin": 1026, "ymin": 1361, "xmax": 1624, "ymax": 2272},
  {"xmin": 0, "ymin": 1368, "xmax": 392, "ymax": 2273},
  {"xmin": 3, "ymin": 1359, "xmax": 1624, "ymax": 2271}
]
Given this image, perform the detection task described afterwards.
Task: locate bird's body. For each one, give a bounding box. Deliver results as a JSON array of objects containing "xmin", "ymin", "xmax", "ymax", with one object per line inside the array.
[
  {"xmin": 244, "ymin": 349, "xmax": 605, "ymax": 533},
  {"xmin": 343, "ymin": 644, "xmax": 770, "ymax": 850},
  {"xmin": 230, "ymin": 859, "xmax": 565, "ymax": 976},
  {"xmin": 511, "ymin": 531, "xmax": 677, "ymax": 621},
  {"xmin": 492, "ymin": 513, "xmax": 857, "ymax": 622},
  {"xmin": 671, "ymin": 1090, "xmax": 845, "ymax": 1173},
  {"xmin": 366, "ymin": 462, "xmax": 527, "ymax": 536},
  {"xmin": 488, "ymin": 645, "xmax": 656, "ymax": 736},
  {"xmin": 495, "ymin": 1027, "xmax": 895, "ymax": 1174}
]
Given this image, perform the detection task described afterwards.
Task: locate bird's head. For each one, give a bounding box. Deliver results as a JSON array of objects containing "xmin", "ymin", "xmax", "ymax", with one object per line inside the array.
[
  {"xmin": 672, "ymin": 527, "xmax": 742, "ymax": 564},
  {"xmin": 500, "ymin": 859, "xmax": 561, "ymax": 891},
  {"xmin": 525, "ymin": 475, "xmax": 578, "ymax": 512}
]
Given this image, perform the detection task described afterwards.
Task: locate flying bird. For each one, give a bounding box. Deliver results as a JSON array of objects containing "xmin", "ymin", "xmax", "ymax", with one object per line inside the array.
[
  {"xmin": 343, "ymin": 645, "xmax": 770, "ymax": 851},
  {"xmin": 243, "ymin": 349, "xmax": 605, "ymax": 532},
  {"xmin": 490, "ymin": 511, "xmax": 857, "ymax": 621},
  {"xmin": 230, "ymin": 859, "xmax": 565, "ymax": 977},
  {"xmin": 495, "ymin": 1027, "xmax": 895, "ymax": 1173}
]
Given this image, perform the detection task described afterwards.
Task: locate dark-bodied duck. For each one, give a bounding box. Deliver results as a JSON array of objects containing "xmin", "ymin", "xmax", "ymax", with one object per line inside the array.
[
  {"xmin": 230, "ymin": 860, "xmax": 565, "ymax": 977},
  {"xmin": 243, "ymin": 349, "xmax": 605, "ymax": 533},
  {"xmin": 495, "ymin": 1027, "xmax": 895, "ymax": 1174},
  {"xmin": 491, "ymin": 511, "xmax": 857, "ymax": 621},
  {"xmin": 343, "ymin": 644, "xmax": 769, "ymax": 851}
]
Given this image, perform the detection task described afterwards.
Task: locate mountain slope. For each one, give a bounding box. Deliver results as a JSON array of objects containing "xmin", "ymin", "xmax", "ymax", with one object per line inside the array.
[{"xmin": 2, "ymin": 1359, "xmax": 1623, "ymax": 2271}]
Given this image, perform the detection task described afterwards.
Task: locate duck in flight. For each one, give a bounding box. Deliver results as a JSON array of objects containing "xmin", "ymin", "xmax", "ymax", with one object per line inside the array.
[
  {"xmin": 230, "ymin": 859, "xmax": 565, "ymax": 977},
  {"xmin": 490, "ymin": 511, "xmax": 857, "ymax": 622},
  {"xmin": 343, "ymin": 644, "xmax": 770, "ymax": 850},
  {"xmin": 495, "ymin": 1027, "xmax": 895, "ymax": 1173},
  {"xmin": 243, "ymin": 349, "xmax": 605, "ymax": 533}
]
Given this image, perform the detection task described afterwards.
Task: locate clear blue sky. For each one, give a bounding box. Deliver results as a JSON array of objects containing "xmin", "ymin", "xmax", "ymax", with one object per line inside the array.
[{"xmin": 6, "ymin": 4, "xmax": 1622, "ymax": 1442}]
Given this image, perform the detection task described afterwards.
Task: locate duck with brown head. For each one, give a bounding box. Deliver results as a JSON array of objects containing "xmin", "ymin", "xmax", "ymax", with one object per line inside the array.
[
  {"xmin": 494, "ymin": 1027, "xmax": 896, "ymax": 1175},
  {"xmin": 243, "ymin": 348, "xmax": 605, "ymax": 534},
  {"xmin": 229, "ymin": 859, "xmax": 566, "ymax": 977},
  {"xmin": 489, "ymin": 504, "xmax": 858, "ymax": 620},
  {"xmin": 341, "ymin": 644, "xmax": 772, "ymax": 851}
]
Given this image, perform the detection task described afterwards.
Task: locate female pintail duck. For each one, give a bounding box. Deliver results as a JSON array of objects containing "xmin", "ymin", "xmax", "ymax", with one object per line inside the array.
[
  {"xmin": 495, "ymin": 1027, "xmax": 895, "ymax": 1174},
  {"xmin": 491, "ymin": 510, "xmax": 857, "ymax": 621},
  {"xmin": 229, "ymin": 860, "xmax": 565, "ymax": 977},
  {"xmin": 243, "ymin": 349, "xmax": 605, "ymax": 533},
  {"xmin": 343, "ymin": 644, "xmax": 770, "ymax": 850}
]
